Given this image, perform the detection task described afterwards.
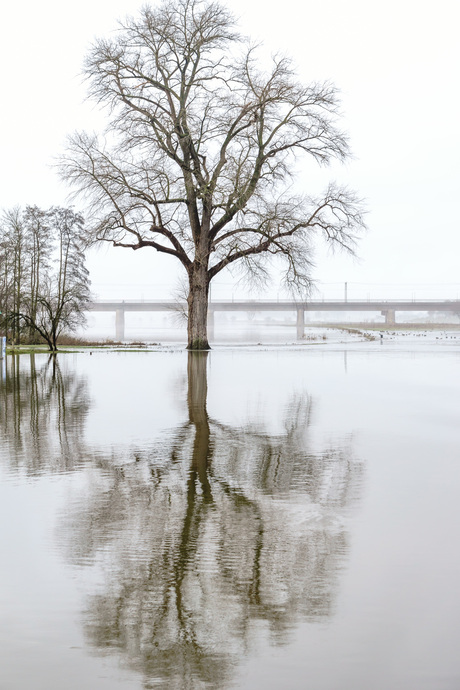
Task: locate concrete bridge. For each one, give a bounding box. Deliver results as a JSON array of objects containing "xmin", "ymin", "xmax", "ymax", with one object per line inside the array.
[{"xmin": 88, "ymin": 299, "xmax": 460, "ymax": 340}]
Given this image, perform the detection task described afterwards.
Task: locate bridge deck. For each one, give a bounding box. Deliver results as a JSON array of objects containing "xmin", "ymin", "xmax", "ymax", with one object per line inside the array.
[
  {"xmin": 87, "ymin": 299, "xmax": 460, "ymax": 339},
  {"xmin": 89, "ymin": 299, "xmax": 460, "ymax": 313}
]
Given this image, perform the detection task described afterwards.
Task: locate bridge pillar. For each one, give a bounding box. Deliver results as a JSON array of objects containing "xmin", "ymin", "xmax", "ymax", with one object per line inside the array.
[
  {"xmin": 115, "ymin": 309, "xmax": 125, "ymax": 340},
  {"xmin": 382, "ymin": 309, "xmax": 396, "ymax": 326},
  {"xmin": 296, "ymin": 308, "xmax": 305, "ymax": 339},
  {"xmin": 207, "ymin": 309, "xmax": 215, "ymax": 342}
]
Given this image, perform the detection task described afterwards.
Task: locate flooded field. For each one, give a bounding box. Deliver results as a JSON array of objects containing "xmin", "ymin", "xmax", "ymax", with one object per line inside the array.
[{"xmin": 1, "ymin": 337, "xmax": 460, "ymax": 689}]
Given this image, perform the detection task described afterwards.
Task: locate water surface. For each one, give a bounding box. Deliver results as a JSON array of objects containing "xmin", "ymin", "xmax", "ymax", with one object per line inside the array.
[{"xmin": 1, "ymin": 342, "xmax": 459, "ymax": 689}]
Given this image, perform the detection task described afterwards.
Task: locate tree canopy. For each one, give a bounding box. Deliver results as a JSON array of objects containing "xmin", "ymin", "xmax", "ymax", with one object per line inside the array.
[{"xmin": 61, "ymin": 0, "xmax": 365, "ymax": 348}]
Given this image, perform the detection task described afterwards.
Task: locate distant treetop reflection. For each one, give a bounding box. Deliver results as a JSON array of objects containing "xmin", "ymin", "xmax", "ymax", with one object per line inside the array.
[
  {"xmin": 60, "ymin": 352, "xmax": 364, "ymax": 689},
  {"xmin": 0, "ymin": 354, "xmax": 91, "ymax": 475}
]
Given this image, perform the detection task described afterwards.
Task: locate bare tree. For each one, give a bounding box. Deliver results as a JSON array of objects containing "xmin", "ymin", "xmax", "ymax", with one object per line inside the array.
[
  {"xmin": 19, "ymin": 208, "xmax": 90, "ymax": 351},
  {"xmin": 0, "ymin": 223, "xmax": 14, "ymax": 333},
  {"xmin": 23, "ymin": 206, "xmax": 53, "ymax": 340},
  {"xmin": 0, "ymin": 208, "xmax": 28, "ymax": 343},
  {"xmin": 61, "ymin": 0, "xmax": 366, "ymax": 349}
]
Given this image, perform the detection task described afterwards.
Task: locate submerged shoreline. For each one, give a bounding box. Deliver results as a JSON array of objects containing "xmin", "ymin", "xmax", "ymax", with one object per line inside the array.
[{"xmin": 3, "ymin": 323, "xmax": 460, "ymax": 356}]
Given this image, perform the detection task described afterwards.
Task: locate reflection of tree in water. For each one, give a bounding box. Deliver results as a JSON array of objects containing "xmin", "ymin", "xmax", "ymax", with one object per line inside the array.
[
  {"xmin": 0, "ymin": 354, "xmax": 91, "ymax": 474},
  {"xmin": 64, "ymin": 353, "xmax": 363, "ymax": 690}
]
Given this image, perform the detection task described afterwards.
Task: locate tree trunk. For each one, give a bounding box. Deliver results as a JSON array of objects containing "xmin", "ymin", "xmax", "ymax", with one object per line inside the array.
[{"xmin": 187, "ymin": 263, "xmax": 210, "ymax": 350}]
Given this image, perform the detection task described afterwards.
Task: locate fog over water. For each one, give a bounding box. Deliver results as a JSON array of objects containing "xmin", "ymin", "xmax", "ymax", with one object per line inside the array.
[{"xmin": 1, "ymin": 338, "xmax": 459, "ymax": 689}]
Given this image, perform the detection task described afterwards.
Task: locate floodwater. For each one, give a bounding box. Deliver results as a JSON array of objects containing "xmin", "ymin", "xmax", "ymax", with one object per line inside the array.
[{"xmin": 1, "ymin": 338, "xmax": 460, "ymax": 690}]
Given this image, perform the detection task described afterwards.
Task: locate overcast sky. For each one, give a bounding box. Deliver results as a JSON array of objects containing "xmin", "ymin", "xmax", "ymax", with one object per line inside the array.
[{"xmin": 1, "ymin": 0, "xmax": 459, "ymax": 299}]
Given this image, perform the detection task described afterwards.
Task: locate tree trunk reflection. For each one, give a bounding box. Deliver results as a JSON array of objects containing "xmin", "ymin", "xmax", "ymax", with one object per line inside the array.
[{"xmin": 0, "ymin": 353, "xmax": 90, "ymax": 474}]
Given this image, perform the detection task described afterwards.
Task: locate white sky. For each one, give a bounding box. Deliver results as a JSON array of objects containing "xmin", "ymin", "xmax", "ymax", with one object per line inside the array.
[{"xmin": 1, "ymin": 0, "xmax": 459, "ymax": 300}]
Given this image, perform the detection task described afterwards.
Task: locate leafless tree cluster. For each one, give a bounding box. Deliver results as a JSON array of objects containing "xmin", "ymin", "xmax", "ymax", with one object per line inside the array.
[
  {"xmin": 60, "ymin": 0, "xmax": 366, "ymax": 349},
  {"xmin": 0, "ymin": 206, "xmax": 91, "ymax": 351}
]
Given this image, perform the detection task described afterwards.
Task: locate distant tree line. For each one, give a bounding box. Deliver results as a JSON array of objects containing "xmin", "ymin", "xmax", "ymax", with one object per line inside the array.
[{"xmin": 0, "ymin": 206, "xmax": 90, "ymax": 351}]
